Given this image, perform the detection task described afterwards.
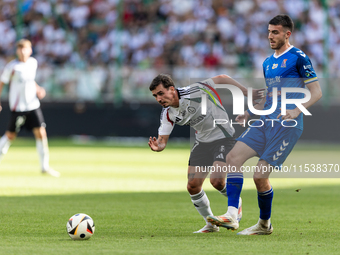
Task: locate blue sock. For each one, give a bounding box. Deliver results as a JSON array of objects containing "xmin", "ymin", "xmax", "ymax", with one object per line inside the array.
[
  {"xmin": 258, "ymin": 187, "xmax": 273, "ymax": 220},
  {"xmin": 227, "ymin": 173, "xmax": 243, "ymax": 208}
]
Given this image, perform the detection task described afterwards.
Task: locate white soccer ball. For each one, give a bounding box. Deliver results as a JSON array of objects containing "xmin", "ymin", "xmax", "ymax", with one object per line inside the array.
[{"xmin": 66, "ymin": 213, "xmax": 95, "ymax": 240}]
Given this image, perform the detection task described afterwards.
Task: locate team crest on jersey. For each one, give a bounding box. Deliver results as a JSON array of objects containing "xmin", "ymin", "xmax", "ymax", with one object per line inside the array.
[
  {"xmin": 272, "ymin": 63, "xmax": 278, "ymax": 69},
  {"xmin": 187, "ymin": 106, "xmax": 196, "ymax": 114},
  {"xmin": 281, "ymin": 59, "xmax": 287, "ymax": 68}
]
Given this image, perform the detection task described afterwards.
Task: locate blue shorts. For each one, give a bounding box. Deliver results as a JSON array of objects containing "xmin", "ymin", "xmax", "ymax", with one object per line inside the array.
[{"xmin": 236, "ymin": 120, "xmax": 303, "ymax": 168}]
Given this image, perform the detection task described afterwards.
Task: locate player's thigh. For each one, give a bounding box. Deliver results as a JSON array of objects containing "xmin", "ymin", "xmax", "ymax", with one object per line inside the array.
[
  {"xmin": 187, "ymin": 166, "xmax": 209, "ymax": 184},
  {"xmin": 206, "ymin": 138, "xmax": 234, "ymax": 180},
  {"xmin": 7, "ymin": 111, "xmax": 27, "ymax": 133},
  {"xmin": 27, "ymin": 108, "xmax": 46, "ymax": 135},
  {"xmin": 236, "ymin": 124, "xmax": 266, "ymax": 155},
  {"xmin": 260, "ymin": 127, "xmax": 303, "ymax": 168},
  {"xmin": 210, "ymin": 161, "xmax": 227, "ymax": 180},
  {"xmin": 226, "ymin": 140, "xmax": 258, "ymax": 167},
  {"xmin": 188, "ymin": 140, "xmax": 213, "ymax": 168}
]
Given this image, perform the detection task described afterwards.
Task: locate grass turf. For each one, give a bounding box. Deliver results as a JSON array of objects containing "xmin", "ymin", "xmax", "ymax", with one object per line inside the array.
[{"xmin": 0, "ymin": 138, "xmax": 339, "ymax": 254}]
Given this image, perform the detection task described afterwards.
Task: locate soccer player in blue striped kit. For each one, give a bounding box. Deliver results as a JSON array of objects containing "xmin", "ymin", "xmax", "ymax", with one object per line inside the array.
[{"xmin": 207, "ymin": 14, "xmax": 322, "ymax": 235}]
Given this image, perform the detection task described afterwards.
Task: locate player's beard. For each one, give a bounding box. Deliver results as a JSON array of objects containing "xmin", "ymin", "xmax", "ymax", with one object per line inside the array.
[{"xmin": 271, "ymin": 38, "xmax": 285, "ymax": 50}]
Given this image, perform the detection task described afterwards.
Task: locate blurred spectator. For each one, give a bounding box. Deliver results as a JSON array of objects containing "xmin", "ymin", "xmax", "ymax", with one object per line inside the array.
[{"xmin": 0, "ymin": 0, "xmax": 338, "ymax": 102}]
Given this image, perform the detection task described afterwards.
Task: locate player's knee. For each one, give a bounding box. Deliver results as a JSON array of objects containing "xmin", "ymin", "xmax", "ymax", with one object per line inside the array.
[
  {"xmin": 210, "ymin": 178, "xmax": 225, "ymax": 190},
  {"xmin": 187, "ymin": 182, "xmax": 201, "ymax": 195},
  {"xmin": 5, "ymin": 132, "xmax": 16, "ymax": 141},
  {"xmin": 33, "ymin": 127, "xmax": 46, "ymax": 139},
  {"xmin": 226, "ymin": 150, "xmax": 239, "ymax": 165}
]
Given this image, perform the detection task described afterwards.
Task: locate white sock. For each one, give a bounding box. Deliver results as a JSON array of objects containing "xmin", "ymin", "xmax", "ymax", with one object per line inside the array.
[
  {"xmin": 190, "ymin": 190, "xmax": 213, "ymax": 226},
  {"xmin": 218, "ymin": 183, "xmax": 228, "ymax": 197},
  {"xmin": 227, "ymin": 206, "xmax": 238, "ymax": 219},
  {"xmin": 226, "ymin": 197, "xmax": 242, "ymax": 219},
  {"xmin": 36, "ymin": 138, "xmax": 49, "ymax": 171},
  {"xmin": 0, "ymin": 135, "xmax": 11, "ymax": 161},
  {"xmin": 258, "ymin": 218, "xmax": 271, "ymax": 228}
]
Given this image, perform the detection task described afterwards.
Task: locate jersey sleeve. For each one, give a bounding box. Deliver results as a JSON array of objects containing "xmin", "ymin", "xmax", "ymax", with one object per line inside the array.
[
  {"xmin": 0, "ymin": 62, "xmax": 13, "ymax": 84},
  {"xmin": 31, "ymin": 57, "xmax": 38, "ymax": 79},
  {"xmin": 158, "ymin": 108, "xmax": 174, "ymax": 136},
  {"xmin": 200, "ymin": 78, "xmax": 215, "ymax": 88},
  {"xmin": 296, "ymin": 55, "xmax": 318, "ymax": 85},
  {"xmin": 262, "ymin": 57, "xmax": 269, "ymax": 78}
]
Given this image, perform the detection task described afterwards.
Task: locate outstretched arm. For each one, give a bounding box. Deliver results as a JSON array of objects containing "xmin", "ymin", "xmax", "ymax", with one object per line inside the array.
[
  {"xmin": 148, "ymin": 135, "xmax": 169, "ymax": 152},
  {"xmin": 211, "ymin": 74, "xmax": 264, "ymax": 101}
]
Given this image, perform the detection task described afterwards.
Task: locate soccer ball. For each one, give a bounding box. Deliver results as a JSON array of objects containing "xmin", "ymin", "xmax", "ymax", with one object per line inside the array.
[{"xmin": 66, "ymin": 213, "xmax": 95, "ymax": 240}]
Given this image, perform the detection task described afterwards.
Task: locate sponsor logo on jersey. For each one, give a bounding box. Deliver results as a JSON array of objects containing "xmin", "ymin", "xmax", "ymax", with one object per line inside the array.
[
  {"xmin": 272, "ymin": 63, "xmax": 278, "ymax": 69},
  {"xmin": 187, "ymin": 115, "xmax": 205, "ymax": 126},
  {"xmin": 303, "ymin": 65, "xmax": 311, "ymax": 69},
  {"xmin": 281, "ymin": 59, "xmax": 287, "ymax": 68},
  {"xmin": 266, "ymin": 76, "xmax": 281, "ymax": 86}
]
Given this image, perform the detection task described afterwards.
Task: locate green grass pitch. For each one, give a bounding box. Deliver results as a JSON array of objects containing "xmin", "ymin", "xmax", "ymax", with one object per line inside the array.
[{"xmin": 0, "ymin": 138, "xmax": 339, "ymax": 254}]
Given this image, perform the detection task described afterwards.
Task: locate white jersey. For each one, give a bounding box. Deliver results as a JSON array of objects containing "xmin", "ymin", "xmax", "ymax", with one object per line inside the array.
[
  {"xmin": 0, "ymin": 57, "xmax": 40, "ymax": 112},
  {"xmin": 158, "ymin": 78, "xmax": 235, "ymax": 143}
]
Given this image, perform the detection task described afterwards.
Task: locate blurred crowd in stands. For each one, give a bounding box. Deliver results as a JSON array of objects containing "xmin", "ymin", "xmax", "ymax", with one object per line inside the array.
[{"xmin": 0, "ymin": 0, "xmax": 339, "ymax": 101}]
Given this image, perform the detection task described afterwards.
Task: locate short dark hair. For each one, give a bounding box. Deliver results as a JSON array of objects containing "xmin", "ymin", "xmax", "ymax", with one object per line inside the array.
[
  {"xmin": 149, "ymin": 74, "xmax": 175, "ymax": 91},
  {"xmin": 269, "ymin": 14, "xmax": 294, "ymax": 32}
]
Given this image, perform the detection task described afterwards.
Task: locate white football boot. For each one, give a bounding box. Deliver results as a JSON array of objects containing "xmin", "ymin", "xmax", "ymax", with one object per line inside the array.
[
  {"xmin": 206, "ymin": 197, "xmax": 242, "ymax": 230},
  {"xmin": 206, "ymin": 213, "xmax": 239, "ymax": 230},
  {"xmin": 42, "ymin": 168, "xmax": 60, "ymax": 177},
  {"xmin": 193, "ymin": 224, "xmax": 219, "ymax": 233},
  {"xmin": 237, "ymin": 219, "xmax": 273, "ymax": 235}
]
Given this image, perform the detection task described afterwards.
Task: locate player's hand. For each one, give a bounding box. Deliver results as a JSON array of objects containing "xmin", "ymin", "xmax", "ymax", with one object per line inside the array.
[
  {"xmin": 251, "ymin": 88, "xmax": 265, "ymax": 104},
  {"xmin": 36, "ymin": 86, "xmax": 46, "ymax": 99},
  {"xmin": 148, "ymin": 136, "xmax": 160, "ymax": 151},
  {"xmin": 277, "ymin": 108, "xmax": 301, "ymax": 120},
  {"xmin": 235, "ymin": 111, "xmax": 250, "ymax": 127},
  {"xmin": 0, "ymin": 103, "xmax": 2, "ymax": 112}
]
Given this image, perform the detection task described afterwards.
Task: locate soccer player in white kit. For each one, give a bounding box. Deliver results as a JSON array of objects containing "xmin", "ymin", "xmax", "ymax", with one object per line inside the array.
[
  {"xmin": 148, "ymin": 74, "xmax": 263, "ymax": 233},
  {"xmin": 0, "ymin": 39, "xmax": 60, "ymax": 177}
]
